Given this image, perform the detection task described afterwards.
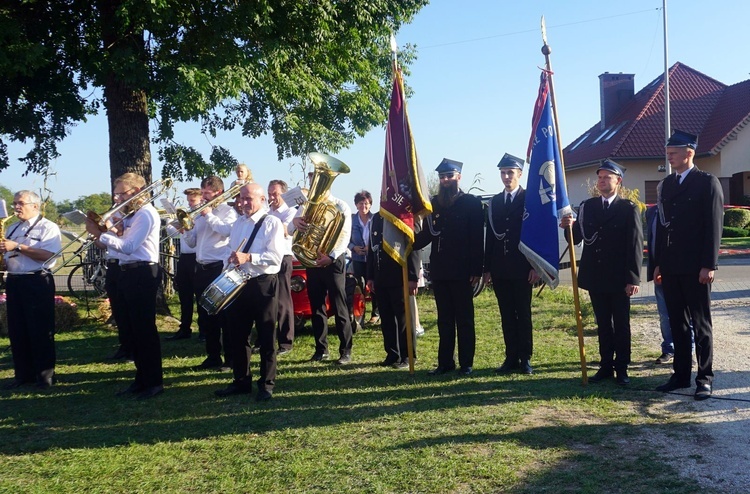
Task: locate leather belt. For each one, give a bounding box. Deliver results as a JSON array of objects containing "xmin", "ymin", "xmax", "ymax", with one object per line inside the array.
[
  {"xmin": 120, "ymin": 261, "xmax": 156, "ymax": 271},
  {"xmin": 197, "ymin": 261, "xmax": 223, "ymax": 270}
]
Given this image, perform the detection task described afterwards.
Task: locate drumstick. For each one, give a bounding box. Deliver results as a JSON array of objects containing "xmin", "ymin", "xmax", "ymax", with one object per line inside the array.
[{"xmin": 229, "ymin": 238, "xmax": 247, "ymax": 267}]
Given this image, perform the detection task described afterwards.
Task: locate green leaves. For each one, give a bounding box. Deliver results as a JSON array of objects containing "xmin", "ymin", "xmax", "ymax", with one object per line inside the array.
[{"xmin": 1, "ymin": 0, "xmax": 428, "ymax": 179}]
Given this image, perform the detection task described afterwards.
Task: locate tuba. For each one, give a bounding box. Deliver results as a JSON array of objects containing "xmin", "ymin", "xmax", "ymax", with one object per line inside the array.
[{"xmin": 292, "ymin": 152, "xmax": 350, "ymax": 268}]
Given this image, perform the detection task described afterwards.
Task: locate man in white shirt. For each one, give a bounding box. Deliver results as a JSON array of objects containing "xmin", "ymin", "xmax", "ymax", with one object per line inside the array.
[
  {"xmin": 292, "ymin": 194, "xmax": 354, "ymax": 364},
  {"xmin": 86, "ymin": 173, "xmax": 164, "ymax": 399},
  {"xmin": 183, "ymin": 176, "xmax": 237, "ymax": 370},
  {"xmin": 165, "ymin": 188, "xmax": 202, "ymax": 340},
  {"xmin": 1, "ymin": 190, "xmax": 62, "ymax": 390},
  {"xmin": 214, "ymin": 183, "xmax": 285, "ymax": 401},
  {"xmin": 267, "ymin": 179, "xmax": 297, "ymax": 355}
]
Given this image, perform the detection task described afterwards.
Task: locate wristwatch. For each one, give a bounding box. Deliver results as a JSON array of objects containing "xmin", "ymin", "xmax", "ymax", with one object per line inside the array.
[{"xmin": 13, "ymin": 245, "xmax": 21, "ymax": 253}]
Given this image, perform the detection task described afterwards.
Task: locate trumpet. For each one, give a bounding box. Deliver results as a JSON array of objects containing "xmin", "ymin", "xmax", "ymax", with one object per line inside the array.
[
  {"xmin": 43, "ymin": 178, "xmax": 173, "ymax": 273},
  {"xmin": 174, "ymin": 182, "xmax": 243, "ymax": 231}
]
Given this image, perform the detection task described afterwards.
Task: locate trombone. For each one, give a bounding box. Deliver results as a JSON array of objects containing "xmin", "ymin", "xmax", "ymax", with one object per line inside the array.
[
  {"xmin": 43, "ymin": 178, "xmax": 173, "ymax": 273},
  {"xmin": 173, "ymin": 182, "xmax": 243, "ymax": 231}
]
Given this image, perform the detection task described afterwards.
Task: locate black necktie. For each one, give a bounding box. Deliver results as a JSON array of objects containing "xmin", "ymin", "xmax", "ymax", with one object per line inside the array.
[
  {"xmin": 602, "ymin": 200, "xmax": 609, "ymax": 211},
  {"xmin": 506, "ymin": 193, "xmax": 512, "ymax": 207}
]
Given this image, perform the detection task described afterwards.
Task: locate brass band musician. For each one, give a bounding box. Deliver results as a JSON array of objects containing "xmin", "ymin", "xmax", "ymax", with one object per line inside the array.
[{"xmin": 1, "ymin": 190, "xmax": 62, "ymax": 390}]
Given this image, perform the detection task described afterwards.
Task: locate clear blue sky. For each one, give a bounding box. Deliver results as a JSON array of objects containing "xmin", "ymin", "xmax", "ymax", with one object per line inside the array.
[{"xmin": 3, "ymin": 0, "xmax": 749, "ymax": 208}]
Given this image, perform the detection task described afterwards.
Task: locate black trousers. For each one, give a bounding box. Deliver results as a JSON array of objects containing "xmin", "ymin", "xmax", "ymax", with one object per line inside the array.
[
  {"xmin": 104, "ymin": 260, "xmax": 131, "ymax": 355},
  {"xmin": 376, "ymin": 284, "xmax": 411, "ymax": 363},
  {"xmin": 432, "ymin": 279, "xmax": 475, "ymax": 369},
  {"xmin": 117, "ymin": 264, "xmax": 163, "ymax": 387},
  {"xmin": 174, "ymin": 252, "xmax": 196, "ymax": 333},
  {"xmin": 193, "ymin": 262, "xmax": 229, "ymax": 363},
  {"xmin": 588, "ymin": 290, "xmax": 631, "ymax": 372},
  {"xmin": 276, "ymin": 255, "xmax": 294, "ymax": 350},
  {"xmin": 492, "ymin": 278, "xmax": 533, "ymax": 362},
  {"xmin": 306, "ymin": 255, "xmax": 353, "ymax": 356},
  {"xmin": 6, "ymin": 273, "xmax": 56, "ymax": 384},
  {"xmin": 224, "ymin": 274, "xmax": 278, "ymax": 392},
  {"xmin": 662, "ymin": 274, "xmax": 713, "ymax": 386}
]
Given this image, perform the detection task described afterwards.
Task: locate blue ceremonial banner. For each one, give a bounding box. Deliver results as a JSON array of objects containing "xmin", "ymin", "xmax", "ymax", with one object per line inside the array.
[{"xmin": 519, "ymin": 71, "xmax": 572, "ymax": 289}]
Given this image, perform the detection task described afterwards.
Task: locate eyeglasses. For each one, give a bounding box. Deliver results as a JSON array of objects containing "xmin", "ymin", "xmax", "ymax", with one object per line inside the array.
[
  {"xmin": 12, "ymin": 201, "xmax": 36, "ymax": 207},
  {"xmin": 438, "ymin": 173, "xmax": 457, "ymax": 179},
  {"xmin": 113, "ymin": 188, "xmax": 136, "ymax": 198}
]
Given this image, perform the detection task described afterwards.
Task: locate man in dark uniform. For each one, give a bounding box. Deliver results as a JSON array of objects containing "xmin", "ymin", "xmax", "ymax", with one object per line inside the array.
[
  {"xmin": 483, "ymin": 153, "xmax": 540, "ymax": 376},
  {"xmin": 654, "ymin": 130, "xmax": 723, "ymax": 401},
  {"xmin": 415, "ymin": 158, "xmax": 484, "ymax": 376},
  {"xmin": 560, "ymin": 160, "xmax": 642, "ymax": 385},
  {"xmin": 366, "ymin": 212, "xmax": 419, "ymax": 368}
]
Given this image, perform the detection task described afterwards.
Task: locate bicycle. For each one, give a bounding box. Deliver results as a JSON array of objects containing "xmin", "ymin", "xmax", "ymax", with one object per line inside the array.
[{"xmin": 66, "ymin": 243, "xmax": 108, "ymax": 300}]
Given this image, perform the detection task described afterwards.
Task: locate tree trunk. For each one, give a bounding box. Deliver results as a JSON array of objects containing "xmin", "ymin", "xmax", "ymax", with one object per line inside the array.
[
  {"xmin": 99, "ymin": 0, "xmax": 152, "ymax": 194},
  {"xmin": 103, "ymin": 77, "xmax": 152, "ymax": 191}
]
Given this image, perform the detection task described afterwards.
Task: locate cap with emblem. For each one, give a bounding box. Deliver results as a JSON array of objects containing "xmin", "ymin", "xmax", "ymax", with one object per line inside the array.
[
  {"xmin": 665, "ymin": 129, "xmax": 698, "ymax": 149},
  {"xmin": 597, "ymin": 158, "xmax": 624, "ymax": 177},
  {"xmin": 435, "ymin": 158, "xmax": 463, "ymax": 174},
  {"xmin": 497, "ymin": 153, "xmax": 524, "ymax": 170}
]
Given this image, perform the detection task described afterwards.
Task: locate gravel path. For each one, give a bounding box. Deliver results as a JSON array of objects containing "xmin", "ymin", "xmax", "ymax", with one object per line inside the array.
[{"xmin": 631, "ymin": 297, "xmax": 750, "ymax": 492}]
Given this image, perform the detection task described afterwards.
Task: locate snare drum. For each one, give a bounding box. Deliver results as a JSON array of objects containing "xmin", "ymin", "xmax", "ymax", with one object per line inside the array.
[{"xmin": 199, "ymin": 267, "xmax": 249, "ymax": 315}]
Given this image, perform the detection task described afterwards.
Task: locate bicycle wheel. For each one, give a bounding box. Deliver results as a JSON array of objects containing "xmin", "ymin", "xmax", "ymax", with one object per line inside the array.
[{"xmin": 67, "ymin": 264, "xmax": 107, "ymax": 300}]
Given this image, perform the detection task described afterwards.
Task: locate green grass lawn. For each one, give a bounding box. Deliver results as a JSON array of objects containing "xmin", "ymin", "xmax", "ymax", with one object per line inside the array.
[
  {"xmin": 0, "ymin": 289, "xmax": 713, "ymax": 493},
  {"xmin": 721, "ymin": 237, "xmax": 750, "ymax": 250}
]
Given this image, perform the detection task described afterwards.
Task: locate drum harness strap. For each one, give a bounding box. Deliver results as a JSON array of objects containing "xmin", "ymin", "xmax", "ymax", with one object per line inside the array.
[{"xmin": 241, "ymin": 214, "xmax": 268, "ymax": 254}]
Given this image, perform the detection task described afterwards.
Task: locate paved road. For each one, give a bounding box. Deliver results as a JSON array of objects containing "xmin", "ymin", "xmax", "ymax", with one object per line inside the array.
[{"xmin": 557, "ymin": 255, "xmax": 750, "ymax": 303}]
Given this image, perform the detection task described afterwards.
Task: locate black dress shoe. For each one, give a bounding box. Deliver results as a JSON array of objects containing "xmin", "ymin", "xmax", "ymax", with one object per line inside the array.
[
  {"xmin": 694, "ymin": 383, "xmax": 712, "ymax": 401},
  {"xmin": 116, "ymin": 382, "xmax": 145, "ymax": 396},
  {"xmin": 310, "ymin": 352, "xmax": 330, "ymax": 362},
  {"xmin": 616, "ymin": 369, "xmax": 630, "ymax": 385},
  {"xmin": 380, "ymin": 357, "xmax": 399, "ymax": 367},
  {"xmin": 107, "ymin": 347, "xmax": 130, "ymax": 360},
  {"xmin": 428, "ymin": 365, "xmax": 455, "ymax": 375},
  {"xmin": 165, "ymin": 331, "xmax": 191, "ymax": 340},
  {"xmin": 495, "ymin": 359, "xmax": 520, "ymax": 374},
  {"xmin": 520, "ymin": 360, "xmax": 533, "ymax": 375},
  {"xmin": 36, "ymin": 378, "xmax": 54, "ymax": 389},
  {"xmin": 392, "ymin": 360, "xmax": 409, "ymax": 369},
  {"xmin": 215, "ymin": 383, "xmax": 252, "ymax": 397},
  {"xmin": 136, "ymin": 385, "xmax": 164, "ymax": 400},
  {"xmin": 336, "ymin": 354, "xmax": 352, "ymax": 365},
  {"xmin": 256, "ymin": 389, "xmax": 273, "ymax": 402},
  {"xmin": 656, "ymin": 377, "xmax": 691, "ymax": 392},
  {"xmin": 3, "ymin": 378, "xmax": 29, "ymax": 390},
  {"xmin": 277, "ymin": 347, "xmax": 292, "ymax": 356},
  {"xmin": 588, "ymin": 368, "xmax": 614, "ymax": 383},
  {"xmin": 458, "ymin": 366, "xmax": 473, "ymax": 376},
  {"xmin": 192, "ymin": 357, "xmax": 223, "ymax": 371}
]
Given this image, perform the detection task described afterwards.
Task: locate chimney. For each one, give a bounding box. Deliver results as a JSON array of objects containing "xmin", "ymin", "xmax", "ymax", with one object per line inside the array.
[{"xmin": 599, "ymin": 72, "xmax": 635, "ymax": 130}]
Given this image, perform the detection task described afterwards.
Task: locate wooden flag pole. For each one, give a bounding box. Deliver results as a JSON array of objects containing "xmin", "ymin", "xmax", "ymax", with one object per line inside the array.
[{"xmin": 540, "ymin": 17, "xmax": 588, "ymax": 385}]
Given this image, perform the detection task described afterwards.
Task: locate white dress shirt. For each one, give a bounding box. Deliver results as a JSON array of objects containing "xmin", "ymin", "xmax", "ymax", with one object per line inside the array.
[
  {"xmin": 99, "ymin": 204, "xmax": 160, "ymax": 263},
  {"xmin": 268, "ymin": 202, "xmax": 296, "ymax": 256},
  {"xmin": 226, "ymin": 209, "xmax": 284, "ymax": 277},
  {"xmin": 291, "ymin": 194, "xmax": 352, "ymax": 259},
  {"xmin": 166, "ymin": 223, "xmax": 196, "ymax": 255},
  {"xmin": 183, "ymin": 203, "xmax": 237, "ymax": 264},
  {"xmin": 5, "ymin": 214, "xmax": 62, "ymax": 273}
]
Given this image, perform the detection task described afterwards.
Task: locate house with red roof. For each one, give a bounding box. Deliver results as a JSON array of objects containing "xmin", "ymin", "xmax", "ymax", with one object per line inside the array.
[{"xmin": 562, "ymin": 62, "xmax": 750, "ymax": 206}]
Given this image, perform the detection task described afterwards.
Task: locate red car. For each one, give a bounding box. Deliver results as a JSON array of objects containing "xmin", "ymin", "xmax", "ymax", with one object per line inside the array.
[{"xmin": 290, "ymin": 259, "xmax": 367, "ymax": 333}]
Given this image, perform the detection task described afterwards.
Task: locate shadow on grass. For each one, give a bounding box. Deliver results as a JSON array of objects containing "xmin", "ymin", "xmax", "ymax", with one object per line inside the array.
[{"xmin": 5, "ymin": 332, "xmax": 745, "ymax": 459}]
